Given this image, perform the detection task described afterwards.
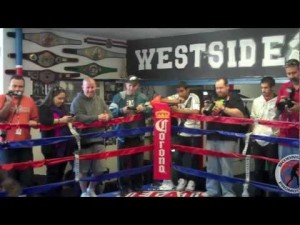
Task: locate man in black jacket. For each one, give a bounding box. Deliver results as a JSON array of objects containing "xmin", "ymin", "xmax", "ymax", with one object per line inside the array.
[{"xmin": 201, "ymin": 78, "xmax": 247, "ymax": 197}]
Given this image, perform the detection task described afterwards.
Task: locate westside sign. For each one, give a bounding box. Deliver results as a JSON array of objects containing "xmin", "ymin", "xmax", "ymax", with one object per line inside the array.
[
  {"xmin": 127, "ymin": 28, "xmax": 299, "ymax": 80},
  {"xmin": 135, "ymin": 36, "xmax": 290, "ymax": 69},
  {"xmin": 153, "ymin": 104, "xmax": 171, "ymax": 180}
]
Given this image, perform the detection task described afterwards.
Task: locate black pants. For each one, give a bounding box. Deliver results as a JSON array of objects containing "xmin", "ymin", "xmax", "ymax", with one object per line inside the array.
[
  {"xmin": 42, "ymin": 142, "xmax": 73, "ymax": 197},
  {"xmin": 43, "ymin": 157, "xmax": 67, "ymax": 197},
  {"xmin": 4, "ymin": 148, "xmax": 34, "ymax": 188},
  {"xmin": 117, "ymin": 137, "xmax": 144, "ymax": 191},
  {"xmin": 251, "ymin": 141, "xmax": 278, "ymax": 197},
  {"xmin": 174, "ymin": 136, "xmax": 201, "ymax": 184}
]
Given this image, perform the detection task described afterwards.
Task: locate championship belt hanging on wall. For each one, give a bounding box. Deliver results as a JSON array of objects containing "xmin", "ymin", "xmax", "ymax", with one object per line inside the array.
[
  {"xmin": 63, "ymin": 46, "xmax": 126, "ymax": 60},
  {"xmin": 7, "ymin": 32, "xmax": 82, "ymax": 47},
  {"xmin": 84, "ymin": 37, "xmax": 127, "ymax": 49},
  {"xmin": 5, "ymin": 69, "xmax": 81, "ymax": 84},
  {"xmin": 64, "ymin": 63, "xmax": 117, "ymax": 77},
  {"xmin": 8, "ymin": 50, "xmax": 79, "ymax": 68}
]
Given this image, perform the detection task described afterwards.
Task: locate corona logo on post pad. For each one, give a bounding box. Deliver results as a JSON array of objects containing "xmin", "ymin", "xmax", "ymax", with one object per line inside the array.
[
  {"xmin": 153, "ymin": 104, "xmax": 171, "ymax": 180},
  {"xmin": 155, "ymin": 109, "xmax": 170, "ymax": 119}
]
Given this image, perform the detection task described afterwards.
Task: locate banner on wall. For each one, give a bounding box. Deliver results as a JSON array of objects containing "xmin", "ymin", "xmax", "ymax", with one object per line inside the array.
[{"xmin": 127, "ymin": 28, "xmax": 299, "ymax": 80}]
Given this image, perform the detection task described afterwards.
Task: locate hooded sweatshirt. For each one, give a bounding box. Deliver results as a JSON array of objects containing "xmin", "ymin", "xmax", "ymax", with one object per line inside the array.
[{"xmin": 70, "ymin": 91, "xmax": 112, "ymax": 145}]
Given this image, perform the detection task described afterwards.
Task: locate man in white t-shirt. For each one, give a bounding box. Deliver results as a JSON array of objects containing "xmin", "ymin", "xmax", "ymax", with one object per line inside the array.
[
  {"xmin": 250, "ymin": 76, "xmax": 278, "ymax": 197},
  {"xmin": 159, "ymin": 81, "xmax": 201, "ymax": 191}
]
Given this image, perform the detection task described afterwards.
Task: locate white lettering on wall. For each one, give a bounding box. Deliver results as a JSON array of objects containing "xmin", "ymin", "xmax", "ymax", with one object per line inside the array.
[
  {"xmin": 262, "ymin": 35, "xmax": 285, "ymax": 67},
  {"xmin": 227, "ymin": 40, "xmax": 237, "ymax": 68},
  {"xmin": 238, "ymin": 39, "xmax": 256, "ymax": 67},
  {"xmin": 157, "ymin": 47, "xmax": 173, "ymax": 69},
  {"xmin": 189, "ymin": 43, "xmax": 206, "ymax": 67},
  {"xmin": 135, "ymin": 48, "xmax": 155, "ymax": 70},
  {"xmin": 208, "ymin": 41, "xmax": 224, "ymax": 68},
  {"xmin": 175, "ymin": 45, "xmax": 188, "ymax": 69},
  {"xmin": 133, "ymin": 32, "xmax": 294, "ymax": 71}
]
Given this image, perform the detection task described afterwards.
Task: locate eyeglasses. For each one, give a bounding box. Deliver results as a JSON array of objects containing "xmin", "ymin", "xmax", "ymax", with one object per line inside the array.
[{"xmin": 285, "ymin": 59, "xmax": 299, "ymax": 67}]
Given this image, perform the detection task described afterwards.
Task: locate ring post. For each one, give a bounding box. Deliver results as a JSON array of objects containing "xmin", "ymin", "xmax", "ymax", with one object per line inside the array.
[{"xmin": 153, "ymin": 103, "xmax": 172, "ymax": 180}]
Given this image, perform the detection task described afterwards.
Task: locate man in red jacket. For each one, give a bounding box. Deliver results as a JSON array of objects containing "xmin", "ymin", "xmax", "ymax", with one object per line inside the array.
[
  {"xmin": 276, "ymin": 59, "xmax": 299, "ymax": 159},
  {"xmin": 276, "ymin": 59, "xmax": 299, "ymax": 196}
]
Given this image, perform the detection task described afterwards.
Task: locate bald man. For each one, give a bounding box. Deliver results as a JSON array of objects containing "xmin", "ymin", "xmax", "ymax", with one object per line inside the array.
[{"xmin": 70, "ymin": 78, "xmax": 112, "ymax": 197}]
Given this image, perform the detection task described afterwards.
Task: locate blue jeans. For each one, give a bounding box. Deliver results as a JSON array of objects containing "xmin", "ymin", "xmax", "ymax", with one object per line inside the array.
[
  {"xmin": 205, "ymin": 140, "xmax": 237, "ymax": 197},
  {"xmin": 278, "ymin": 144, "xmax": 299, "ymax": 159}
]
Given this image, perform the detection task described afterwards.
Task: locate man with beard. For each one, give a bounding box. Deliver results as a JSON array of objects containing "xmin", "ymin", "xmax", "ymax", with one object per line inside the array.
[
  {"xmin": 0, "ymin": 75, "xmax": 39, "ymax": 189},
  {"xmin": 201, "ymin": 78, "xmax": 246, "ymax": 197},
  {"xmin": 276, "ymin": 59, "xmax": 299, "ymax": 159},
  {"xmin": 276, "ymin": 59, "xmax": 299, "ymax": 196}
]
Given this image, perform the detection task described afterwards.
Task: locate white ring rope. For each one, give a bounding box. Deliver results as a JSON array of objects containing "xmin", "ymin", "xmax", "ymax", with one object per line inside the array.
[
  {"xmin": 242, "ymin": 132, "xmax": 252, "ymax": 197},
  {"xmin": 242, "ymin": 155, "xmax": 251, "ymax": 197}
]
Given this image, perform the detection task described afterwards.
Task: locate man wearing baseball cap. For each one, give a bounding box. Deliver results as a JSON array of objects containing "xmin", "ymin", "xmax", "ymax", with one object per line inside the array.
[
  {"xmin": 127, "ymin": 75, "xmax": 140, "ymax": 85},
  {"xmin": 109, "ymin": 75, "xmax": 152, "ymax": 196}
]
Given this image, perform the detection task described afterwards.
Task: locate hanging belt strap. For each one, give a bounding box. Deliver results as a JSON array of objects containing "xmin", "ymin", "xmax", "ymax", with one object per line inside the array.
[
  {"xmin": 241, "ymin": 132, "xmax": 252, "ymax": 197},
  {"xmin": 68, "ymin": 122, "xmax": 81, "ymax": 182}
]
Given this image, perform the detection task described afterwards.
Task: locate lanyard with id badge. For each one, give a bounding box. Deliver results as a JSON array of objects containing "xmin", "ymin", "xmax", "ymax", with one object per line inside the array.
[{"xmin": 11, "ymin": 96, "xmax": 23, "ymax": 136}]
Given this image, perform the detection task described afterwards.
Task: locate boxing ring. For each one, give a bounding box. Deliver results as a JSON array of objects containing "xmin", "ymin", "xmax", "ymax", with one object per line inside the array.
[{"xmin": 0, "ymin": 102, "xmax": 299, "ymax": 197}]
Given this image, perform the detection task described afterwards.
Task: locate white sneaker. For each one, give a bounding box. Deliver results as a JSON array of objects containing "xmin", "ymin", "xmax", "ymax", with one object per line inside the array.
[
  {"xmin": 176, "ymin": 178, "xmax": 187, "ymax": 191},
  {"xmin": 159, "ymin": 180, "xmax": 175, "ymax": 190},
  {"xmin": 80, "ymin": 192, "xmax": 90, "ymax": 197},
  {"xmin": 87, "ymin": 188, "xmax": 97, "ymax": 197},
  {"xmin": 200, "ymin": 192, "xmax": 210, "ymax": 197},
  {"xmin": 185, "ymin": 180, "xmax": 195, "ymax": 191}
]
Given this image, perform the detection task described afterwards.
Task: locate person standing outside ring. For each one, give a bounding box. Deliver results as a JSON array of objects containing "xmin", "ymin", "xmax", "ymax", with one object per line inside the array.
[
  {"xmin": 71, "ymin": 78, "xmax": 112, "ymax": 197},
  {"xmin": 109, "ymin": 75, "xmax": 152, "ymax": 196},
  {"xmin": 0, "ymin": 75, "xmax": 39, "ymax": 189}
]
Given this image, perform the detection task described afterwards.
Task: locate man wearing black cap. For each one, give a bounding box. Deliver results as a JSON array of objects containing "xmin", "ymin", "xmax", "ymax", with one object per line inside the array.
[{"xmin": 109, "ymin": 75, "xmax": 152, "ymax": 195}]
